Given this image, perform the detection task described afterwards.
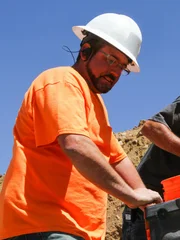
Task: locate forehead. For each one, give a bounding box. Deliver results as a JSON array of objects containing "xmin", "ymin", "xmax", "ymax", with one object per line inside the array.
[{"xmin": 101, "ymin": 44, "xmax": 129, "ymax": 65}]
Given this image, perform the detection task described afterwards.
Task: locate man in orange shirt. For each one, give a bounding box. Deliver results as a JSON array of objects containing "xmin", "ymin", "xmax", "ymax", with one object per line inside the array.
[{"xmin": 0, "ymin": 13, "xmax": 162, "ymax": 240}]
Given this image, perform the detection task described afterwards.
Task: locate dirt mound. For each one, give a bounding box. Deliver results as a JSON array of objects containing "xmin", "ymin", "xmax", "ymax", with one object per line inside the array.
[
  {"xmin": 0, "ymin": 174, "xmax": 4, "ymax": 192},
  {"xmin": 0, "ymin": 120, "xmax": 151, "ymax": 240}
]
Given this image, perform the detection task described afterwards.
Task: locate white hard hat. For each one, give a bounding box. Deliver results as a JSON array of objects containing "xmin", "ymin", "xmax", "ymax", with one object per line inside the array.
[{"xmin": 72, "ymin": 13, "xmax": 142, "ymax": 72}]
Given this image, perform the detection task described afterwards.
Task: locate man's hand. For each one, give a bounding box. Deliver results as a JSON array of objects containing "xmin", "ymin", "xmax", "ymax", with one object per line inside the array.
[{"xmin": 126, "ymin": 188, "xmax": 163, "ymax": 209}]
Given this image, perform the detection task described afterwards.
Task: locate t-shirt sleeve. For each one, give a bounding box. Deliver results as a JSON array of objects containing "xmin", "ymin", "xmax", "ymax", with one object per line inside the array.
[
  {"xmin": 109, "ymin": 132, "xmax": 127, "ymax": 164},
  {"xmin": 33, "ymin": 79, "xmax": 90, "ymax": 147},
  {"xmin": 149, "ymin": 96, "xmax": 180, "ymax": 132}
]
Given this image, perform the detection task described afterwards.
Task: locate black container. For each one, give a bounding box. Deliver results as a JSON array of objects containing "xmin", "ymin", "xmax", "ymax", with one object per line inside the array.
[{"xmin": 145, "ymin": 198, "xmax": 180, "ymax": 239}]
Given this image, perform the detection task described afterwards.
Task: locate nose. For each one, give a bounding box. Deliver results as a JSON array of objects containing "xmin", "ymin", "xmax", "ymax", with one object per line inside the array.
[
  {"xmin": 110, "ymin": 70, "xmax": 122, "ymax": 79},
  {"xmin": 109, "ymin": 62, "xmax": 123, "ymax": 74}
]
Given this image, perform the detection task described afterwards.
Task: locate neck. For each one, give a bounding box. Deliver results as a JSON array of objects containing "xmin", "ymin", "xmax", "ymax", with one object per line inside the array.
[{"xmin": 72, "ymin": 62, "xmax": 99, "ymax": 93}]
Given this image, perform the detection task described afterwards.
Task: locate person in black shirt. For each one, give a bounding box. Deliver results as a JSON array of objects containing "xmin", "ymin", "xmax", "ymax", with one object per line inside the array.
[{"xmin": 122, "ymin": 96, "xmax": 180, "ymax": 240}]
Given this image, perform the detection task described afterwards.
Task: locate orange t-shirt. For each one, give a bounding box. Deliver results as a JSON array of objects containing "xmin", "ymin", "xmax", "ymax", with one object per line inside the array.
[{"xmin": 0, "ymin": 67, "xmax": 127, "ymax": 240}]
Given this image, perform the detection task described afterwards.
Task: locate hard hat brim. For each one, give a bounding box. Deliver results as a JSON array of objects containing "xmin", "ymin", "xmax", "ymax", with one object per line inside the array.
[{"xmin": 72, "ymin": 25, "xmax": 140, "ymax": 72}]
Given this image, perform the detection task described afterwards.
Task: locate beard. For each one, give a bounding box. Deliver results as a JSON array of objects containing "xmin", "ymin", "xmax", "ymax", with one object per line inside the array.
[{"xmin": 86, "ymin": 64, "xmax": 115, "ymax": 94}]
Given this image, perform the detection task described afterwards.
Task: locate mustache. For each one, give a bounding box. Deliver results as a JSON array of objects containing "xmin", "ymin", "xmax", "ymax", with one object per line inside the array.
[{"xmin": 101, "ymin": 74, "xmax": 116, "ymax": 81}]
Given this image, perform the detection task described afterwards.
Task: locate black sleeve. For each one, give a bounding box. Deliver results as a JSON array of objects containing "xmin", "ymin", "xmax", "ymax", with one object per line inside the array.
[{"xmin": 149, "ymin": 96, "xmax": 180, "ymax": 133}]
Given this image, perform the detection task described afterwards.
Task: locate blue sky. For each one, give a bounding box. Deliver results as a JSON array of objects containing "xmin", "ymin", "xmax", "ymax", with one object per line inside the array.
[{"xmin": 1, "ymin": 1, "xmax": 179, "ymax": 173}]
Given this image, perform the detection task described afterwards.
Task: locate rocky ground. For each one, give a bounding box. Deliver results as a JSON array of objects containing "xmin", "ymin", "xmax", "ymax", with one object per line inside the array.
[
  {"xmin": 0, "ymin": 120, "xmax": 151, "ymax": 240},
  {"xmin": 0, "ymin": 175, "xmax": 4, "ymax": 192}
]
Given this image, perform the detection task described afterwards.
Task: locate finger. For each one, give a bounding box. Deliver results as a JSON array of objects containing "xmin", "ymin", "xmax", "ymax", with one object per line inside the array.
[
  {"xmin": 154, "ymin": 195, "xmax": 163, "ymax": 203},
  {"xmin": 139, "ymin": 202, "xmax": 156, "ymax": 212},
  {"xmin": 139, "ymin": 206, "xmax": 145, "ymax": 212},
  {"xmin": 149, "ymin": 191, "xmax": 163, "ymax": 203}
]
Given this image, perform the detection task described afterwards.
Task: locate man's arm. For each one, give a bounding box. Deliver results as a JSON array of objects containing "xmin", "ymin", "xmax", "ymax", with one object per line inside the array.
[
  {"xmin": 58, "ymin": 134, "xmax": 162, "ymax": 208},
  {"xmin": 142, "ymin": 120, "xmax": 180, "ymax": 157},
  {"xmin": 111, "ymin": 156, "xmax": 146, "ymax": 189}
]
